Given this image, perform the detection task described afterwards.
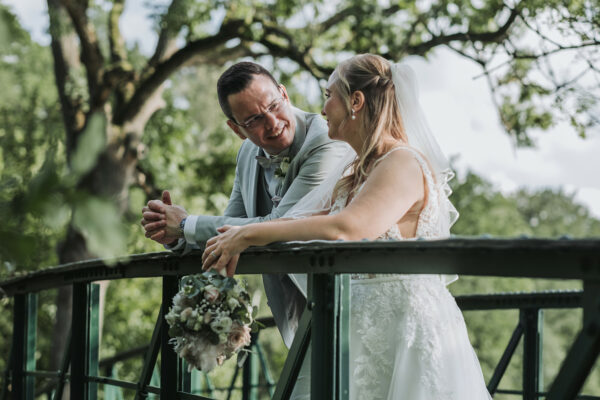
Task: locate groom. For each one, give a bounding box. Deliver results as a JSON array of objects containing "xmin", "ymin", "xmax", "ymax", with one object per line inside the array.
[{"xmin": 141, "ymin": 61, "xmax": 346, "ymax": 394}]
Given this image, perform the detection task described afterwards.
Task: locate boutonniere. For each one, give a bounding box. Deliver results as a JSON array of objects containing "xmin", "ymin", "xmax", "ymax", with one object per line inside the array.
[{"xmin": 274, "ymin": 157, "xmax": 291, "ymax": 178}]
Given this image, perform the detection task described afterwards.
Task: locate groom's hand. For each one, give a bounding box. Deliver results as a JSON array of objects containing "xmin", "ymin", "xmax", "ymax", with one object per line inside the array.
[{"xmin": 141, "ymin": 190, "xmax": 187, "ymax": 245}]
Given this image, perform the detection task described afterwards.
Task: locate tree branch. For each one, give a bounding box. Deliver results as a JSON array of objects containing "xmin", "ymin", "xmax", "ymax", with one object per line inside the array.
[
  {"xmin": 316, "ymin": 4, "xmax": 361, "ymax": 33},
  {"xmin": 108, "ymin": 0, "xmax": 127, "ymax": 63},
  {"xmin": 406, "ymin": 4, "xmax": 521, "ymax": 56},
  {"xmin": 134, "ymin": 164, "xmax": 162, "ymax": 201},
  {"xmin": 47, "ymin": 0, "xmax": 86, "ymax": 161},
  {"xmin": 146, "ymin": 0, "xmax": 182, "ymax": 70},
  {"xmin": 59, "ymin": 0, "xmax": 105, "ymax": 108},
  {"xmin": 114, "ymin": 19, "xmax": 246, "ymax": 125}
]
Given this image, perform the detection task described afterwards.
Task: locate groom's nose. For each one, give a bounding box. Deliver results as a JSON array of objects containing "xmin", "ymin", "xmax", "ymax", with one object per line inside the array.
[{"xmin": 264, "ymin": 111, "xmax": 278, "ymax": 130}]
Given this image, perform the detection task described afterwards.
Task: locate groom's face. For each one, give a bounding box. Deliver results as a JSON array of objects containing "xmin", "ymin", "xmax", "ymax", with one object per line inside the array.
[{"xmin": 226, "ymin": 75, "xmax": 296, "ymax": 155}]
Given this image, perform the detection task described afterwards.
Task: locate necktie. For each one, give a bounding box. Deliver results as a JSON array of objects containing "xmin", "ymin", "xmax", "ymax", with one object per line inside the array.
[{"xmin": 256, "ymin": 155, "xmax": 286, "ymax": 169}]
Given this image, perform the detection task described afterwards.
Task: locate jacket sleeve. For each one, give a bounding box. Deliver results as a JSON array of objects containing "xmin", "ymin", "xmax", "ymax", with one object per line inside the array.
[{"xmin": 183, "ymin": 140, "xmax": 347, "ymax": 249}]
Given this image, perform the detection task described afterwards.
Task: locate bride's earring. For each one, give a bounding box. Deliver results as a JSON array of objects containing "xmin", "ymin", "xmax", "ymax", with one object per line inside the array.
[{"xmin": 351, "ymin": 109, "xmax": 356, "ymax": 120}]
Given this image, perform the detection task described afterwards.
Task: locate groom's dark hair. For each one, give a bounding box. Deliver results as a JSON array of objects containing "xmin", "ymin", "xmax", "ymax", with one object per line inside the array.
[{"xmin": 217, "ymin": 62, "xmax": 279, "ymax": 122}]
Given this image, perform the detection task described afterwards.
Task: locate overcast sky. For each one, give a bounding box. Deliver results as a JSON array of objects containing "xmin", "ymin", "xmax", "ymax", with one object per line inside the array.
[{"xmin": 4, "ymin": 0, "xmax": 600, "ymax": 218}]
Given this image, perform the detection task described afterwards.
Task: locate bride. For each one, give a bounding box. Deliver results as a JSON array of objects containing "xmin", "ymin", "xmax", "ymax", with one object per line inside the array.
[{"xmin": 201, "ymin": 54, "xmax": 491, "ymax": 399}]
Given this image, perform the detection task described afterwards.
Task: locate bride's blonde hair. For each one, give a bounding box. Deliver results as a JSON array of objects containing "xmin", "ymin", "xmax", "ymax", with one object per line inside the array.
[{"xmin": 331, "ymin": 54, "xmax": 408, "ymax": 197}]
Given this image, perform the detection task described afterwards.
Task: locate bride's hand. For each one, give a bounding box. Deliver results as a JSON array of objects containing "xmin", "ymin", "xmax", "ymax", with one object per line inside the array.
[{"xmin": 201, "ymin": 225, "xmax": 247, "ymax": 277}]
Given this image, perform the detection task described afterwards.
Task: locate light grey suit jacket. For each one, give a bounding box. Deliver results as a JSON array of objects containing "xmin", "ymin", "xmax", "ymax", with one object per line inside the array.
[{"xmin": 179, "ymin": 107, "xmax": 348, "ymax": 347}]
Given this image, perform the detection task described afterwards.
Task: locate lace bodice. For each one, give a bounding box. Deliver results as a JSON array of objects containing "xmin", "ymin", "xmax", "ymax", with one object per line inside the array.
[
  {"xmin": 329, "ymin": 146, "xmax": 446, "ymax": 279},
  {"xmin": 334, "ymin": 149, "xmax": 489, "ymax": 400}
]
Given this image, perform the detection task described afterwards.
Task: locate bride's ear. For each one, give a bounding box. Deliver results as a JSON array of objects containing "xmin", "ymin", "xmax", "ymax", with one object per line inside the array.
[{"xmin": 351, "ymin": 91, "xmax": 366, "ymax": 112}]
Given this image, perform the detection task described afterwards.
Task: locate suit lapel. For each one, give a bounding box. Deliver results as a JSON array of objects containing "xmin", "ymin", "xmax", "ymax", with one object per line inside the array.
[{"xmin": 245, "ymin": 146, "xmax": 261, "ymax": 218}]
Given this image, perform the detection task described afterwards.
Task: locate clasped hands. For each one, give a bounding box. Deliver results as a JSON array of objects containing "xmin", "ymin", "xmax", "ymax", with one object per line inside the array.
[
  {"xmin": 141, "ymin": 190, "xmax": 188, "ymax": 245},
  {"xmin": 141, "ymin": 190, "xmax": 247, "ymax": 277}
]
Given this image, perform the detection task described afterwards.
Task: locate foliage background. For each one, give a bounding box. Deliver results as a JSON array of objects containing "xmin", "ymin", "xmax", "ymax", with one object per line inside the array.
[{"xmin": 1, "ymin": 1, "xmax": 599, "ymax": 398}]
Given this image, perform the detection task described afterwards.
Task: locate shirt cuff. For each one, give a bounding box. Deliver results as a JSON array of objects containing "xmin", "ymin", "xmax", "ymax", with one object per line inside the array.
[
  {"xmin": 184, "ymin": 215, "xmax": 199, "ymax": 245},
  {"xmin": 164, "ymin": 238, "xmax": 185, "ymax": 251}
]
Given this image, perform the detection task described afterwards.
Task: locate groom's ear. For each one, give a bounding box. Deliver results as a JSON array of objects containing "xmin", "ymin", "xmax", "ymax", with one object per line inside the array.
[
  {"xmin": 279, "ymin": 84, "xmax": 290, "ymax": 101},
  {"xmin": 227, "ymin": 120, "xmax": 248, "ymax": 141}
]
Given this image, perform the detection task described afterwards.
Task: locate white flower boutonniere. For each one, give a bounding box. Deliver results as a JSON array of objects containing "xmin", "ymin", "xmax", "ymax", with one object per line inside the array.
[{"xmin": 274, "ymin": 157, "xmax": 291, "ymax": 178}]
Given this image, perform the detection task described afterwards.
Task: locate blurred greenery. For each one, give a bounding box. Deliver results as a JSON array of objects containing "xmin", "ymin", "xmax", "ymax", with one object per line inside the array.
[
  {"xmin": 1, "ymin": 1, "xmax": 599, "ymax": 399},
  {"xmin": 449, "ymin": 171, "xmax": 600, "ymax": 397}
]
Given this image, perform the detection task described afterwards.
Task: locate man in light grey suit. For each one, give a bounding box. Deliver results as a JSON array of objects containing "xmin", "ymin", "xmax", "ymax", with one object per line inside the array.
[{"xmin": 141, "ymin": 62, "xmax": 346, "ymax": 397}]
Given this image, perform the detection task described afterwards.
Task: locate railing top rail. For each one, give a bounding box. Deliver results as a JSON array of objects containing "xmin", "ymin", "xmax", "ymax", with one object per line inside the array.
[{"xmin": 1, "ymin": 238, "xmax": 599, "ymax": 297}]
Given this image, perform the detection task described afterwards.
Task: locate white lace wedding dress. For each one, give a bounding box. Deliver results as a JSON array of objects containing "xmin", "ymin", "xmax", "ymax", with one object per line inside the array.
[{"xmin": 329, "ymin": 146, "xmax": 492, "ymax": 400}]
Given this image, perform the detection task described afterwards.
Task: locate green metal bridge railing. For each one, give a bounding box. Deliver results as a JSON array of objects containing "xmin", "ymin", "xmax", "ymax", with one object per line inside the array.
[{"xmin": 1, "ymin": 238, "xmax": 599, "ymax": 399}]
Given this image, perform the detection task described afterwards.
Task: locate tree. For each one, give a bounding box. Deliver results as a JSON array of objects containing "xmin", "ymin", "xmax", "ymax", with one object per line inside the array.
[{"xmin": 2, "ymin": 0, "xmax": 599, "ymax": 394}]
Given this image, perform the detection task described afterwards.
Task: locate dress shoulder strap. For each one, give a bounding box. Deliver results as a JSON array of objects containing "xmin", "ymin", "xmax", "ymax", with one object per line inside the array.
[{"xmin": 375, "ymin": 145, "xmax": 433, "ymax": 177}]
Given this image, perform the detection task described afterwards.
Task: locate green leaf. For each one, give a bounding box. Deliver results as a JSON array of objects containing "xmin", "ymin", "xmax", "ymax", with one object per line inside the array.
[
  {"xmin": 72, "ymin": 196, "xmax": 128, "ymax": 263},
  {"xmin": 70, "ymin": 112, "xmax": 106, "ymax": 179}
]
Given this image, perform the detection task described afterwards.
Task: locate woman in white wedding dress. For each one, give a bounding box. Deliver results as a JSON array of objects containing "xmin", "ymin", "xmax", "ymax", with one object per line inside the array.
[{"xmin": 202, "ymin": 54, "xmax": 492, "ymax": 399}]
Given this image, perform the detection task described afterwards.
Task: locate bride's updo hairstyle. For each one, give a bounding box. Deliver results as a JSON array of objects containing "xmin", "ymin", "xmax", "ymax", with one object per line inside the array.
[{"xmin": 331, "ymin": 54, "xmax": 408, "ymax": 197}]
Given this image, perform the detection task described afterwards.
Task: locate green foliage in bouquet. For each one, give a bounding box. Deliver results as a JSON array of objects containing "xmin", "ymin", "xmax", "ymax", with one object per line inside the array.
[{"xmin": 164, "ymin": 270, "xmax": 261, "ymax": 372}]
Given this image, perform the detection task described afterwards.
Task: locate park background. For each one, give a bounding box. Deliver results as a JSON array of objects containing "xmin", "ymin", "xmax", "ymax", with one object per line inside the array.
[{"xmin": 0, "ymin": 0, "xmax": 599, "ymax": 398}]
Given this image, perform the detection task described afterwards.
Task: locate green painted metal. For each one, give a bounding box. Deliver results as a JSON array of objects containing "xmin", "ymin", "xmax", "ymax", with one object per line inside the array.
[
  {"xmin": 583, "ymin": 280, "xmax": 600, "ymax": 326},
  {"xmin": 255, "ymin": 342, "xmax": 276, "ymax": 396},
  {"xmin": 88, "ymin": 284, "xmax": 100, "ymax": 400},
  {"xmin": 71, "ymin": 282, "xmax": 88, "ymax": 399},
  {"xmin": 486, "ymin": 321, "xmax": 524, "ymax": 395},
  {"xmin": 148, "ymin": 367, "xmax": 160, "ymax": 399},
  {"xmin": 272, "ymin": 308, "xmax": 311, "ymax": 400},
  {"xmin": 242, "ymin": 334, "xmax": 260, "ymax": 400},
  {"xmin": 66, "ymin": 283, "xmax": 100, "ymax": 400},
  {"xmin": 182, "ymin": 360, "xmax": 192, "ymax": 393},
  {"xmin": 3, "ymin": 240, "xmax": 600, "ymax": 297},
  {"xmin": 249, "ymin": 344, "xmax": 260, "ymax": 400},
  {"xmin": 522, "ymin": 309, "xmax": 543, "ymax": 400},
  {"xmin": 2, "ymin": 241, "xmax": 600, "ymax": 400},
  {"xmin": 53, "ymin": 329, "xmax": 72, "ymax": 400},
  {"xmin": 25, "ymin": 293, "xmax": 37, "ymax": 400},
  {"xmin": 104, "ymin": 365, "xmax": 125, "ymax": 400},
  {"xmin": 547, "ymin": 292, "xmax": 600, "ymax": 400},
  {"xmin": 160, "ymin": 276, "xmax": 179, "ymax": 398},
  {"xmin": 225, "ymin": 361, "xmax": 240, "ymax": 400},
  {"xmin": 337, "ymin": 275, "xmax": 350, "ymax": 400},
  {"xmin": 201, "ymin": 371, "xmax": 215, "ymax": 397},
  {"xmin": 135, "ymin": 306, "xmax": 162, "ymax": 400},
  {"xmin": 190, "ymin": 370, "xmax": 202, "ymax": 395},
  {"xmin": 311, "ymin": 274, "xmax": 337, "ymax": 400},
  {"xmin": 11, "ymin": 294, "xmax": 26, "ymax": 400}
]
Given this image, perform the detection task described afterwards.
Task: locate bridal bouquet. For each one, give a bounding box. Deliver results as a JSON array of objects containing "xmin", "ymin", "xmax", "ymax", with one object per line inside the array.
[{"xmin": 165, "ymin": 270, "xmax": 259, "ymax": 372}]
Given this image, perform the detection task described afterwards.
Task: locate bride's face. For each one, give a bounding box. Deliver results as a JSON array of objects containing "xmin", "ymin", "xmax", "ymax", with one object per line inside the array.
[{"xmin": 321, "ymin": 78, "xmax": 350, "ymax": 142}]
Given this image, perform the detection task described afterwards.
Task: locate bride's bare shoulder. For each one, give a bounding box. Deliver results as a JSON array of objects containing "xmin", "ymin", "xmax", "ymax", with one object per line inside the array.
[{"xmin": 375, "ymin": 147, "xmax": 424, "ymax": 177}]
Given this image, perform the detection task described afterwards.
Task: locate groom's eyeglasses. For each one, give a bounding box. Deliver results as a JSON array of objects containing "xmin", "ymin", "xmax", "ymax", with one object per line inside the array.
[{"xmin": 233, "ymin": 95, "xmax": 286, "ymax": 132}]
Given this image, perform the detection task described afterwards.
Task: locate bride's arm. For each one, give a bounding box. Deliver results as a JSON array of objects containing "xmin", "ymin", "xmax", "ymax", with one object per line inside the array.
[{"xmin": 202, "ymin": 151, "xmax": 425, "ymax": 276}]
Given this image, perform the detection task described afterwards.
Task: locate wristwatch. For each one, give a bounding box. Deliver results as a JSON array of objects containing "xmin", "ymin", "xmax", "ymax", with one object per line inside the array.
[{"xmin": 178, "ymin": 217, "xmax": 187, "ymax": 238}]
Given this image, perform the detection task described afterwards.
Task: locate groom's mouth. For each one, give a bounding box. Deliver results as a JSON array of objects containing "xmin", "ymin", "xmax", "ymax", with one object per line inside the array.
[{"xmin": 266, "ymin": 126, "xmax": 284, "ymax": 140}]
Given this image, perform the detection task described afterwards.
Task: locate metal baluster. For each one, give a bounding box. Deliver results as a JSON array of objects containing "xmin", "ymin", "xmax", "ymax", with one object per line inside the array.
[
  {"xmin": 135, "ymin": 305, "xmax": 163, "ymax": 400},
  {"xmin": 311, "ymin": 273, "xmax": 337, "ymax": 400},
  {"xmin": 337, "ymin": 275, "xmax": 350, "ymax": 400},
  {"xmin": 486, "ymin": 320, "xmax": 524, "ymax": 395},
  {"xmin": 271, "ymin": 307, "xmax": 311, "ymax": 400},
  {"xmin": 255, "ymin": 342, "xmax": 275, "ymax": 396},
  {"xmin": 25, "ymin": 293, "xmax": 38, "ymax": 400},
  {"xmin": 71, "ymin": 282, "xmax": 88, "ymax": 399},
  {"xmin": 547, "ymin": 284, "xmax": 600, "ymax": 400},
  {"xmin": 87, "ymin": 284, "xmax": 99, "ymax": 400},
  {"xmin": 160, "ymin": 276, "xmax": 179, "ymax": 399},
  {"xmin": 522, "ymin": 308, "xmax": 543, "ymax": 400},
  {"xmin": 242, "ymin": 334, "xmax": 259, "ymax": 400},
  {"xmin": 12, "ymin": 294, "xmax": 26, "ymax": 400}
]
